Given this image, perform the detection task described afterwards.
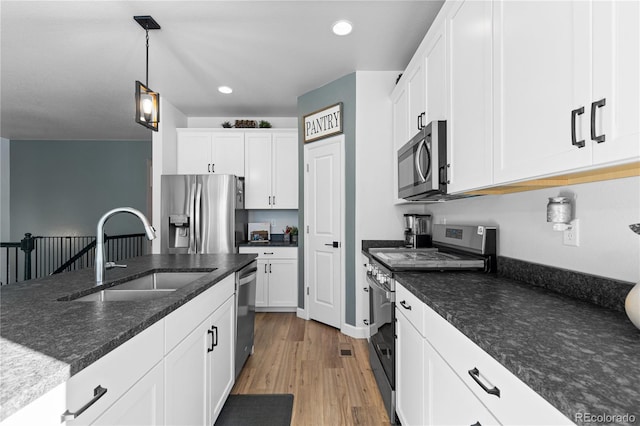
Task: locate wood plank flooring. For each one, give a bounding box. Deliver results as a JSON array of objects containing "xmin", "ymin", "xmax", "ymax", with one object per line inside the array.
[{"xmin": 232, "ymin": 313, "xmax": 390, "ymax": 425}]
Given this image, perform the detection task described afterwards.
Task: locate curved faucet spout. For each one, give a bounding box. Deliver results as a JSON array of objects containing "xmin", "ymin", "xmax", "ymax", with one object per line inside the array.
[{"xmin": 95, "ymin": 207, "xmax": 156, "ymax": 285}]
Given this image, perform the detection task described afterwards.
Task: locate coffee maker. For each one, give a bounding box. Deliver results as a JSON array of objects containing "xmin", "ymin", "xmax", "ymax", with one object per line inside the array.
[{"xmin": 404, "ymin": 214, "xmax": 432, "ymax": 248}]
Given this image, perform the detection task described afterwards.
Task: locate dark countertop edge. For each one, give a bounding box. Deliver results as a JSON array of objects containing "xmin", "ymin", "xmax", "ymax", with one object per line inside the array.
[
  {"xmin": 238, "ymin": 241, "xmax": 298, "ymax": 248},
  {"xmin": 0, "ymin": 254, "xmax": 257, "ymax": 421}
]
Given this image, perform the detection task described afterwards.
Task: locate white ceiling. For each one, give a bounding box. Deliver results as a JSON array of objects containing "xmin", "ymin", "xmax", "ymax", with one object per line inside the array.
[{"xmin": 1, "ymin": 0, "xmax": 444, "ymax": 141}]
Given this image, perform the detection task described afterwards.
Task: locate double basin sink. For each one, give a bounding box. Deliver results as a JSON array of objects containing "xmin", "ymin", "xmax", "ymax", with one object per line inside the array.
[{"xmin": 65, "ymin": 271, "xmax": 213, "ymax": 302}]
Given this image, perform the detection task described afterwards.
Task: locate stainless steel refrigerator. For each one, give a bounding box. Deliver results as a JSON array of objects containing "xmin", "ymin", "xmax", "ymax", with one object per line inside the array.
[{"xmin": 161, "ymin": 174, "xmax": 247, "ymax": 253}]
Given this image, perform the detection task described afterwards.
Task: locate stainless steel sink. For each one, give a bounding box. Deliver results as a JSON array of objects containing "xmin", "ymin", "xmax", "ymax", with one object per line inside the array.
[
  {"xmin": 74, "ymin": 289, "xmax": 176, "ymax": 302},
  {"xmin": 68, "ymin": 271, "xmax": 212, "ymax": 302},
  {"xmin": 110, "ymin": 272, "xmax": 210, "ymax": 290}
]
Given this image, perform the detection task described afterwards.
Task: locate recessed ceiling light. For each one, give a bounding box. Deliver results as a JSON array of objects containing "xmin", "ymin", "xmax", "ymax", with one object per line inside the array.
[
  {"xmin": 218, "ymin": 86, "xmax": 233, "ymax": 94},
  {"xmin": 332, "ymin": 20, "xmax": 353, "ymax": 36}
]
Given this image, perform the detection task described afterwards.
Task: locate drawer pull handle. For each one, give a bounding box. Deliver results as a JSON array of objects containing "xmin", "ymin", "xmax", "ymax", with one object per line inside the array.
[
  {"xmin": 468, "ymin": 367, "xmax": 500, "ymax": 398},
  {"xmin": 207, "ymin": 328, "xmax": 215, "ymax": 352},
  {"xmin": 591, "ymin": 98, "xmax": 606, "ymax": 143},
  {"xmin": 61, "ymin": 385, "xmax": 108, "ymax": 422},
  {"xmin": 399, "ymin": 300, "xmax": 412, "ymax": 310},
  {"xmin": 570, "ymin": 106, "xmax": 585, "ymax": 148}
]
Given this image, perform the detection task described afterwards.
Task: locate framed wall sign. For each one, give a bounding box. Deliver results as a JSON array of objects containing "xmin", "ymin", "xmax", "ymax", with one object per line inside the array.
[{"xmin": 303, "ymin": 102, "xmax": 343, "ymax": 143}]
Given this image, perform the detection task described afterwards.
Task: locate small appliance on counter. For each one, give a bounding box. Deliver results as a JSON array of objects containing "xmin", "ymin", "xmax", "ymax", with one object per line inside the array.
[
  {"xmin": 404, "ymin": 214, "xmax": 432, "ymax": 248},
  {"xmin": 248, "ymin": 222, "xmax": 270, "ymax": 243}
]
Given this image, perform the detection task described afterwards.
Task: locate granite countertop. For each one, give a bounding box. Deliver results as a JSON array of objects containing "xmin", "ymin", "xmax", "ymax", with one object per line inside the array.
[
  {"xmin": 0, "ymin": 253, "xmax": 257, "ymax": 421},
  {"xmin": 395, "ymin": 271, "xmax": 640, "ymax": 425}
]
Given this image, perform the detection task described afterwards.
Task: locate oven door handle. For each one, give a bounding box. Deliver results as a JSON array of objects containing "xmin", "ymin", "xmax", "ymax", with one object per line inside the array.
[{"xmin": 366, "ymin": 275, "xmax": 394, "ymax": 301}]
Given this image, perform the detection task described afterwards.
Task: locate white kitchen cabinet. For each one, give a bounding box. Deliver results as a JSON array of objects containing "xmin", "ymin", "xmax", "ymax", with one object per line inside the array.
[
  {"xmin": 493, "ymin": 0, "xmax": 639, "ymax": 184},
  {"xmin": 239, "ymin": 247, "xmax": 297, "ymax": 310},
  {"xmin": 426, "ymin": 341, "xmax": 499, "ymax": 426},
  {"xmin": 446, "ymin": 0, "xmax": 493, "ymax": 193},
  {"xmin": 590, "ymin": 0, "xmax": 640, "ymax": 166},
  {"xmin": 391, "ymin": 84, "xmax": 409, "ymax": 205},
  {"xmin": 92, "ymin": 362, "xmax": 164, "ymax": 426},
  {"xmin": 394, "ymin": 282, "xmax": 572, "ymax": 425},
  {"xmin": 176, "ymin": 129, "xmax": 245, "ymax": 176},
  {"xmin": 164, "ymin": 274, "xmax": 236, "ymax": 426},
  {"xmin": 407, "ymin": 62, "xmax": 426, "ymax": 135},
  {"xmin": 207, "ymin": 296, "xmax": 235, "ymax": 423},
  {"xmin": 395, "ymin": 299, "xmax": 426, "ymax": 426},
  {"xmin": 244, "ymin": 130, "xmax": 298, "ymax": 209},
  {"xmin": 425, "ymin": 20, "xmax": 447, "ymax": 123}
]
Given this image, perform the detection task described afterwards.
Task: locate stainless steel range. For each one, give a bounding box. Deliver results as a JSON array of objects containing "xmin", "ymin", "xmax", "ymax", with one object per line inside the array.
[{"xmin": 366, "ymin": 224, "xmax": 497, "ymax": 424}]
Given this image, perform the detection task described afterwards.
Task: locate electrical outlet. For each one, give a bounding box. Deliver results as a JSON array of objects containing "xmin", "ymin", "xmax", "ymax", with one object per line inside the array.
[{"xmin": 563, "ymin": 220, "xmax": 579, "ymax": 247}]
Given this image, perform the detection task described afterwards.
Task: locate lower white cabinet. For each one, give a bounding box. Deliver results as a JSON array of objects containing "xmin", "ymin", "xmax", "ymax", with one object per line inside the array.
[
  {"xmin": 427, "ymin": 341, "xmax": 499, "ymax": 425},
  {"xmin": 395, "ymin": 302, "xmax": 426, "ymax": 426},
  {"xmin": 164, "ymin": 275, "xmax": 235, "ymax": 426},
  {"xmin": 92, "ymin": 362, "xmax": 164, "ymax": 426},
  {"xmin": 395, "ymin": 282, "xmax": 573, "ymax": 426},
  {"xmin": 239, "ymin": 247, "xmax": 297, "ymax": 311}
]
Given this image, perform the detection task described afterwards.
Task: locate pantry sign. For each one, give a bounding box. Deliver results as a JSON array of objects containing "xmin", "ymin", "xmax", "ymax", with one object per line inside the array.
[{"xmin": 303, "ymin": 103, "xmax": 343, "ymax": 143}]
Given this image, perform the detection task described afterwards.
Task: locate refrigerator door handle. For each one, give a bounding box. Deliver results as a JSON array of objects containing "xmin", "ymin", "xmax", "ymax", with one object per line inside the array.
[
  {"xmin": 188, "ymin": 182, "xmax": 196, "ymax": 253},
  {"xmin": 195, "ymin": 182, "xmax": 203, "ymax": 252}
]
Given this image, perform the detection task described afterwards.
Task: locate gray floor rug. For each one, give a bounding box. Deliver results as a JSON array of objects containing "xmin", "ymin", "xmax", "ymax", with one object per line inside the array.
[{"xmin": 215, "ymin": 394, "xmax": 294, "ymax": 426}]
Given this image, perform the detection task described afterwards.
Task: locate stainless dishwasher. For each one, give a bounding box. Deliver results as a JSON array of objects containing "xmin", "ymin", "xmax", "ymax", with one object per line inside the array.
[{"xmin": 235, "ymin": 260, "xmax": 257, "ymax": 379}]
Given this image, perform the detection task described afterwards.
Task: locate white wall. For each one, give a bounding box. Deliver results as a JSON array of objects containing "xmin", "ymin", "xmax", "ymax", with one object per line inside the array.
[
  {"xmin": 187, "ymin": 117, "xmax": 297, "ymax": 128},
  {"xmin": 152, "ymin": 97, "xmax": 187, "ymax": 253},
  {"xmin": 424, "ymin": 176, "xmax": 640, "ymax": 283}
]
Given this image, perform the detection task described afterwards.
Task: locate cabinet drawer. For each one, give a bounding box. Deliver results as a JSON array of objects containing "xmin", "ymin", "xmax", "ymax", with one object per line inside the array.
[
  {"xmin": 64, "ymin": 319, "xmax": 164, "ymax": 425},
  {"xmin": 164, "ymin": 275, "xmax": 235, "ymax": 353},
  {"xmin": 396, "ymin": 283, "xmax": 425, "ymax": 337},
  {"xmin": 239, "ymin": 247, "xmax": 297, "ymax": 259},
  {"xmin": 424, "ymin": 306, "xmax": 572, "ymax": 425}
]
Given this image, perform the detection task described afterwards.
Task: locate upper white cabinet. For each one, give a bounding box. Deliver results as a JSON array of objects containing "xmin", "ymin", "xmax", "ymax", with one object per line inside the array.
[
  {"xmin": 407, "ymin": 62, "xmax": 426, "ymax": 135},
  {"xmin": 391, "ymin": 85, "xmax": 409, "ymax": 205},
  {"xmin": 493, "ymin": 0, "xmax": 639, "ymax": 183},
  {"xmin": 590, "ymin": 0, "xmax": 640, "ymax": 165},
  {"xmin": 425, "ymin": 22, "xmax": 447, "ymax": 123},
  {"xmin": 244, "ymin": 130, "xmax": 298, "ymax": 209},
  {"xmin": 446, "ymin": 0, "xmax": 493, "ymax": 192},
  {"xmin": 177, "ymin": 130, "xmax": 245, "ymax": 176}
]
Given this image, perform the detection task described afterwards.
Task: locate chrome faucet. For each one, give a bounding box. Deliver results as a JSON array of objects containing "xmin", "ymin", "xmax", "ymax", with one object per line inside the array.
[{"xmin": 95, "ymin": 207, "xmax": 156, "ymax": 285}]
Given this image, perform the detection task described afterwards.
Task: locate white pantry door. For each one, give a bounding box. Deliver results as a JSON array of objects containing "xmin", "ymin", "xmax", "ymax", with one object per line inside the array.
[{"xmin": 304, "ymin": 135, "xmax": 343, "ymax": 329}]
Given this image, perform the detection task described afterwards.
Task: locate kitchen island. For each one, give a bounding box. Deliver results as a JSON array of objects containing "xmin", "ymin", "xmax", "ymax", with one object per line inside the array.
[{"xmin": 0, "ymin": 254, "xmax": 256, "ymax": 422}]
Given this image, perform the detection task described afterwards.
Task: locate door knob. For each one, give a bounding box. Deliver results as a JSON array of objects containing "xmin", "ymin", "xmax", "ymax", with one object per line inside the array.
[{"xmin": 324, "ymin": 241, "xmax": 340, "ymax": 248}]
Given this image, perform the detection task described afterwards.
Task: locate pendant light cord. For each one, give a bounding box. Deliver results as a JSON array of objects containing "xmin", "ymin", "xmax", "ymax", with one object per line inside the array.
[{"xmin": 145, "ymin": 26, "xmax": 150, "ymax": 87}]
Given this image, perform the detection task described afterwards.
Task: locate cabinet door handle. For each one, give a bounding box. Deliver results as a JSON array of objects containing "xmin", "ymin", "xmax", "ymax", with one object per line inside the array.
[
  {"xmin": 399, "ymin": 300, "xmax": 412, "ymax": 310},
  {"xmin": 61, "ymin": 385, "xmax": 108, "ymax": 422},
  {"xmin": 272, "ymin": 195, "xmax": 276, "ymax": 205},
  {"xmin": 268, "ymin": 196, "xmax": 272, "ymax": 205},
  {"xmin": 207, "ymin": 328, "xmax": 215, "ymax": 352},
  {"xmin": 269, "ymin": 264, "xmax": 272, "ymax": 273},
  {"xmin": 363, "ymin": 319, "xmax": 369, "ymax": 325},
  {"xmin": 212, "ymin": 163, "xmax": 215, "ymax": 173},
  {"xmin": 264, "ymin": 252, "xmax": 274, "ymax": 255},
  {"xmin": 571, "ymin": 106, "xmax": 585, "ymax": 148},
  {"xmin": 591, "ymin": 98, "xmax": 606, "ymax": 143},
  {"xmin": 208, "ymin": 163, "xmax": 211, "ymax": 173},
  {"xmin": 468, "ymin": 367, "xmax": 501, "ymax": 397},
  {"xmin": 364, "ymin": 287, "xmax": 369, "ymax": 292},
  {"xmin": 264, "ymin": 264, "xmax": 268, "ymax": 273},
  {"xmin": 417, "ymin": 114, "xmax": 422, "ymax": 131},
  {"xmin": 212, "ymin": 325, "xmax": 218, "ymax": 348}
]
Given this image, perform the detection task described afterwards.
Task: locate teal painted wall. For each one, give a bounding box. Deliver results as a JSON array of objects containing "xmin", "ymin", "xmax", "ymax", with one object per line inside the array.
[
  {"xmin": 10, "ymin": 140, "xmax": 151, "ymax": 239},
  {"xmin": 297, "ymin": 73, "xmax": 357, "ymax": 326}
]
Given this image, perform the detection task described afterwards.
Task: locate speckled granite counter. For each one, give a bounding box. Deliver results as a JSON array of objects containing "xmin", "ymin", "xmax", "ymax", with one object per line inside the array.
[
  {"xmin": 238, "ymin": 241, "xmax": 298, "ymax": 247},
  {"xmin": 0, "ymin": 253, "xmax": 256, "ymax": 421},
  {"xmin": 395, "ymin": 271, "xmax": 640, "ymax": 425}
]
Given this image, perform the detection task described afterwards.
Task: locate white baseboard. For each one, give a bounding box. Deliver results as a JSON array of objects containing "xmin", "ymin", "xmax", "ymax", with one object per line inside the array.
[
  {"xmin": 341, "ymin": 322, "xmax": 369, "ymax": 339},
  {"xmin": 296, "ymin": 307, "xmax": 309, "ymax": 320}
]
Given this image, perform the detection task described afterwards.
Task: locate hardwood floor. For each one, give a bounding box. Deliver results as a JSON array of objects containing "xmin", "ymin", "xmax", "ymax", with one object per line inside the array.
[{"xmin": 232, "ymin": 313, "xmax": 390, "ymax": 425}]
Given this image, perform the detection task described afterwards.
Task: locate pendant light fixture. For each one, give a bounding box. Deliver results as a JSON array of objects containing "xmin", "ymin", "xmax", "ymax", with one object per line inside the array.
[{"xmin": 134, "ymin": 15, "xmax": 161, "ymax": 131}]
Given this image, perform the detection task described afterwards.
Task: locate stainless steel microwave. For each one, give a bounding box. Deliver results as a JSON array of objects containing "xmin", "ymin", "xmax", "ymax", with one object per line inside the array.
[{"xmin": 398, "ymin": 120, "xmax": 447, "ymax": 201}]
